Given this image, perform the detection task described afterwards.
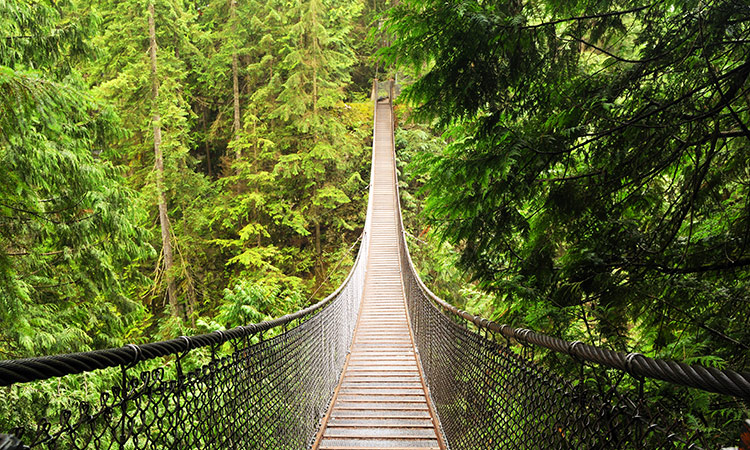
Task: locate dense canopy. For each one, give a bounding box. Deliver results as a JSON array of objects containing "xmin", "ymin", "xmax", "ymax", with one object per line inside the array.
[
  {"xmin": 382, "ymin": 0, "xmax": 750, "ymax": 370},
  {"xmin": 1, "ymin": 0, "xmax": 749, "ymax": 442},
  {"xmin": 1, "ymin": 0, "xmax": 382, "ymax": 434}
]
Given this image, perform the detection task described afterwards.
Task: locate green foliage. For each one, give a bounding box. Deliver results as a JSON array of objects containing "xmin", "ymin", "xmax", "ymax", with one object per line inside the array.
[
  {"xmin": 0, "ymin": 0, "xmax": 96, "ymax": 74},
  {"xmin": 395, "ymin": 117, "xmax": 467, "ymax": 298},
  {"xmin": 384, "ymin": 0, "xmax": 750, "ymax": 360},
  {"xmin": 218, "ymin": 279, "xmax": 307, "ymax": 328},
  {"xmin": 206, "ymin": 99, "xmax": 371, "ymax": 304},
  {"xmin": 190, "ymin": 0, "xmax": 372, "ymax": 315},
  {"xmin": 0, "ymin": 0, "xmax": 148, "ymax": 358}
]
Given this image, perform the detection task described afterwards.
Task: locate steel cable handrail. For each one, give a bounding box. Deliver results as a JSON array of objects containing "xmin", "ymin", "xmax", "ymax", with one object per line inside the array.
[
  {"xmin": 0, "ymin": 283, "xmax": 356, "ymax": 387},
  {"xmin": 0, "ymin": 81, "xmax": 383, "ymax": 450},
  {"xmin": 0, "ymin": 81, "xmax": 384, "ymax": 392},
  {"xmin": 383, "ymin": 79, "xmax": 749, "ymax": 448},
  {"xmin": 389, "ymin": 102, "xmax": 750, "ymax": 401},
  {"xmin": 398, "ymin": 194, "xmax": 750, "ymax": 399}
]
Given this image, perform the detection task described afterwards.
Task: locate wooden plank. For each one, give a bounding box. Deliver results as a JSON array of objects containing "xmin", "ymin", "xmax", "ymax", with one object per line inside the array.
[{"xmin": 311, "ymin": 100, "xmax": 446, "ymax": 450}]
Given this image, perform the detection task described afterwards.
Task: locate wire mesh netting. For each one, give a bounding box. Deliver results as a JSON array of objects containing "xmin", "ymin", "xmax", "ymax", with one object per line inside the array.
[
  {"xmin": 398, "ymin": 232, "xmax": 746, "ymax": 449},
  {"xmin": 2, "ymin": 237, "xmax": 367, "ymax": 450},
  {"xmin": 0, "ymin": 84, "xmax": 384, "ymax": 450},
  {"xmin": 3, "ymin": 86, "xmax": 749, "ymax": 450},
  {"xmin": 380, "ymin": 84, "xmax": 748, "ymax": 448}
]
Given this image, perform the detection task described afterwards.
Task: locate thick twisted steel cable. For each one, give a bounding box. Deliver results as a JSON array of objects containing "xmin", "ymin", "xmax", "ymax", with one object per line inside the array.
[
  {"xmin": 0, "ymin": 234, "xmax": 365, "ymax": 388},
  {"xmin": 1, "ymin": 90, "xmax": 380, "ymax": 450},
  {"xmin": 385, "ymin": 80, "xmax": 750, "ymax": 401},
  {"xmin": 413, "ymin": 289, "xmax": 750, "ymax": 399}
]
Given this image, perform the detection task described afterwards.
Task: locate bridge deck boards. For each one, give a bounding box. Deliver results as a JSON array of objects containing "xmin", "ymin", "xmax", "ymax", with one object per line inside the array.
[{"xmin": 312, "ymin": 101, "xmax": 444, "ymax": 450}]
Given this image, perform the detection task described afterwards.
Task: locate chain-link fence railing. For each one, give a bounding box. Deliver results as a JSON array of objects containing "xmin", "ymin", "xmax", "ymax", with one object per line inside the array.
[
  {"xmin": 0, "ymin": 90, "xmax": 384, "ymax": 450},
  {"xmin": 0, "ymin": 238, "xmax": 367, "ymax": 450},
  {"xmin": 384, "ymin": 91, "xmax": 750, "ymax": 449}
]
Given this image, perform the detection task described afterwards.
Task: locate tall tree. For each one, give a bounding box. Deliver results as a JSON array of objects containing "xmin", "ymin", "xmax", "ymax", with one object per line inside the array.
[
  {"xmin": 148, "ymin": 1, "xmax": 178, "ymax": 314},
  {"xmin": 270, "ymin": 0, "xmax": 364, "ymax": 280},
  {"xmin": 89, "ymin": 0, "xmax": 206, "ymax": 320},
  {"xmin": 230, "ymin": 0, "xmax": 241, "ymax": 160},
  {"xmin": 0, "ymin": 0, "xmax": 377, "ymax": 360}
]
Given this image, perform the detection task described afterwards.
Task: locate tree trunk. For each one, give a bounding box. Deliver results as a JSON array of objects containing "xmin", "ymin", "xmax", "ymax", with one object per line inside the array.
[
  {"xmin": 314, "ymin": 220, "xmax": 323, "ymax": 281},
  {"xmin": 315, "ymin": 221, "xmax": 322, "ymax": 259},
  {"xmin": 148, "ymin": 2, "xmax": 178, "ymax": 315},
  {"xmin": 311, "ymin": 0, "xmax": 319, "ymax": 118},
  {"xmin": 230, "ymin": 0, "xmax": 241, "ymax": 161}
]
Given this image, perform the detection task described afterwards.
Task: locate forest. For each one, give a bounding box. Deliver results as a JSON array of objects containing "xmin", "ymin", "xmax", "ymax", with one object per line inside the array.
[
  {"xmin": 1, "ymin": 0, "xmax": 749, "ymax": 445},
  {"xmin": 1, "ymin": 0, "xmax": 383, "ymax": 431},
  {"xmin": 1, "ymin": 0, "xmax": 381, "ymax": 360}
]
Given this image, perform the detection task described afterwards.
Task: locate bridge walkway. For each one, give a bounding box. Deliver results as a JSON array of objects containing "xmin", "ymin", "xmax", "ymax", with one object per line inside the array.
[{"xmin": 312, "ymin": 101, "xmax": 445, "ymax": 450}]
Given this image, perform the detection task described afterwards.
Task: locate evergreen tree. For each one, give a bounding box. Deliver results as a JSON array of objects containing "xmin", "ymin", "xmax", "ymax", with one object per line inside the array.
[
  {"xmin": 0, "ymin": 0, "xmax": 376, "ymax": 356},
  {"xmin": 270, "ymin": 0, "xmax": 364, "ymax": 281},
  {"xmin": 148, "ymin": 1, "xmax": 178, "ymax": 314},
  {"xmin": 0, "ymin": 0, "xmax": 147, "ymax": 356},
  {"xmin": 89, "ymin": 0, "xmax": 208, "ymax": 320}
]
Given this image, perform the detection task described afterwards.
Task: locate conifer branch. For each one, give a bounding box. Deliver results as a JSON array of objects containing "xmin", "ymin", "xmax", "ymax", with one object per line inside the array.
[{"xmin": 521, "ymin": 3, "xmax": 658, "ymax": 30}]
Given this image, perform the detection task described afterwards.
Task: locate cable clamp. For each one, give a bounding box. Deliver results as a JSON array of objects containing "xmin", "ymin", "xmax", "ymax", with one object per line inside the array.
[
  {"xmin": 125, "ymin": 344, "xmax": 142, "ymax": 369},
  {"xmin": 625, "ymin": 352, "xmax": 644, "ymax": 378}
]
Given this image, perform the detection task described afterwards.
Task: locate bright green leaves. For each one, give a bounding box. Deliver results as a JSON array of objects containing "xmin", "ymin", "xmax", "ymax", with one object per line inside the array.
[
  {"xmin": 185, "ymin": 0, "xmax": 369, "ymax": 308},
  {"xmin": 387, "ymin": 1, "xmax": 749, "ymax": 438},
  {"xmin": 271, "ymin": 0, "xmax": 361, "ymax": 127},
  {"xmin": 314, "ymin": 185, "xmax": 351, "ymax": 210},
  {"xmin": 219, "ymin": 281, "xmax": 272, "ymax": 326},
  {"xmin": 1, "ymin": 0, "xmax": 375, "ymax": 360},
  {"xmin": 218, "ymin": 279, "xmax": 305, "ymax": 328},
  {"xmin": 228, "ymin": 245, "xmax": 282, "ymax": 271},
  {"xmin": 0, "ymin": 0, "xmax": 98, "ymax": 75}
]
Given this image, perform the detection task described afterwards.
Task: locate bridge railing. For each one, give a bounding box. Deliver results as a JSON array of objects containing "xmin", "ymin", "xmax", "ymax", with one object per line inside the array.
[
  {"xmin": 1, "ymin": 247, "xmax": 368, "ymax": 450},
  {"xmin": 385, "ymin": 85, "xmax": 750, "ymax": 449},
  {"xmin": 0, "ymin": 94, "xmax": 382, "ymax": 450}
]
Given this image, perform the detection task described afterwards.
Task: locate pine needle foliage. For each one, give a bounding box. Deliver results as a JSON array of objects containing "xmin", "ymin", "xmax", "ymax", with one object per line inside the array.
[
  {"xmin": 0, "ymin": 0, "xmax": 148, "ymax": 358},
  {"xmin": 381, "ymin": 0, "xmax": 750, "ymax": 371}
]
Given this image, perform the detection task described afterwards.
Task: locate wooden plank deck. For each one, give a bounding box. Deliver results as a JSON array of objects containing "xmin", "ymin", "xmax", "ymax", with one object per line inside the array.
[{"xmin": 312, "ymin": 100, "xmax": 445, "ymax": 450}]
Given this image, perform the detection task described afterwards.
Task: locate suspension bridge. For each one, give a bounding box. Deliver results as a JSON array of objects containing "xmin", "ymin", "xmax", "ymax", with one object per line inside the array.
[{"xmin": 1, "ymin": 80, "xmax": 749, "ymax": 450}]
